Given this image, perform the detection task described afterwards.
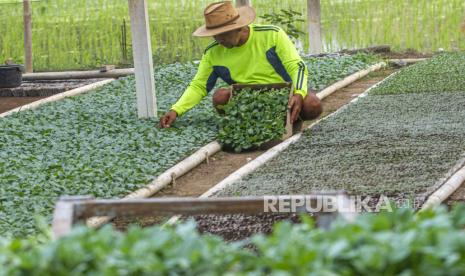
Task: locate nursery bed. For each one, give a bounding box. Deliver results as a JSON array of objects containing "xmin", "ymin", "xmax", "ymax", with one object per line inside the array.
[
  {"xmin": 215, "ymin": 53, "xmax": 465, "ymax": 208},
  {"xmin": 0, "ymin": 54, "xmax": 379, "ymax": 236}
]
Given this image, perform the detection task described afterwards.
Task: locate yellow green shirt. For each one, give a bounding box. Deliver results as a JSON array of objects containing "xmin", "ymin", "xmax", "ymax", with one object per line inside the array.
[{"xmin": 171, "ymin": 24, "xmax": 308, "ymax": 116}]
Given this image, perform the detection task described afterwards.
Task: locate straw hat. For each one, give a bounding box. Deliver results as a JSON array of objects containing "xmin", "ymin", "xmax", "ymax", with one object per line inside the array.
[{"xmin": 193, "ymin": 1, "xmax": 256, "ymax": 37}]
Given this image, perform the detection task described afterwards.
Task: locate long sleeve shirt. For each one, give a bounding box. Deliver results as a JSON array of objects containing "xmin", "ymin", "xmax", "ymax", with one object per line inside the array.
[{"xmin": 171, "ymin": 24, "xmax": 308, "ymax": 116}]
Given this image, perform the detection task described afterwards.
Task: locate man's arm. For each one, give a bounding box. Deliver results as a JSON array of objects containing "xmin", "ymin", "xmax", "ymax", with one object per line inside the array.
[
  {"xmin": 171, "ymin": 54, "xmax": 215, "ymax": 116},
  {"xmin": 159, "ymin": 53, "xmax": 215, "ymax": 128},
  {"xmin": 275, "ymin": 28, "xmax": 309, "ymax": 122},
  {"xmin": 275, "ymin": 28, "xmax": 308, "ymax": 98}
]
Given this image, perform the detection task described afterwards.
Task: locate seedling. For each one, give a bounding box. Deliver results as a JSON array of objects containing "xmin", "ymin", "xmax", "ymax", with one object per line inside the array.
[{"xmin": 218, "ymin": 83, "xmax": 292, "ymax": 152}]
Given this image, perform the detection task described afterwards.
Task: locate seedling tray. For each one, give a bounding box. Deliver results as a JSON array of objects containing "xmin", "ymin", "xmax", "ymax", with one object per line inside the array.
[{"xmin": 230, "ymin": 82, "xmax": 293, "ymax": 145}]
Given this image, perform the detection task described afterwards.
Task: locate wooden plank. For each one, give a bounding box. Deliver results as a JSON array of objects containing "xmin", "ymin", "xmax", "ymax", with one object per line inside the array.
[
  {"xmin": 23, "ymin": 68, "xmax": 134, "ymax": 80},
  {"xmin": 128, "ymin": 0, "xmax": 156, "ymax": 118},
  {"xmin": 23, "ymin": 0, "xmax": 33, "ymax": 73},
  {"xmin": 52, "ymin": 196, "xmax": 93, "ymax": 239},
  {"xmin": 340, "ymin": 45, "xmax": 391, "ymax": 55},
  {"xmin": 52, "ymin": 193, "xmax": 355, "ymax": 236},
  {"xmin": 236, "ymin": 0, "xmax": 251, "ymax": 7},
  {"xmin": 72, "ymin": 194, "xmax": 349, "ymax": 220},
  {"xmin": 307, "ymin": 0, "xmax": 323, "ymax": 54}
]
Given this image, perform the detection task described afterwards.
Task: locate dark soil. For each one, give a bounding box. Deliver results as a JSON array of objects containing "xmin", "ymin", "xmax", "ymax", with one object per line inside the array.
[
  {"xmin": 380, "ymin": 49, "xmax": 433, "ymax": 59},
  {"xmin": 194, "ymin": 213, "xmax": 302, "ymax": 242},
  {"xmin": 0, "ymin": 79, "xmax": 100, "ymax": 97},
  {"xmin": 0, "ymin": 79, "xmax": 101, "ymax": 114},
  {"xmin": 0, "ymin": 97, "xmax": 44, "ymax": 114},
  {"xmin": 448, "ymin": 186, "xmax": 465, "ymax": 206}
]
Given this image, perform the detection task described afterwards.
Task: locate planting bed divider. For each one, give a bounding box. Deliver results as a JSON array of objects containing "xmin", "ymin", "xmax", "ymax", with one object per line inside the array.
[
  {"xmin": 212, "ymin": 53, "xmax": 465, "ymax": 210},
  {"xmin": 0, "ymin": 79, "xmax": 114, "ymax": 118},
  {"xmin": 0, "ymin": 54, "xmax": 380, "ymax": 236}
]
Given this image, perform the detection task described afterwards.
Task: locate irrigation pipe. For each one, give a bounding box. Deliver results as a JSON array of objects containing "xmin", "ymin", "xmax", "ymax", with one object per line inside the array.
[
  {"xmin": 421, "ymin": 165, "xmax": 465, "ymax": 211},
  {"xmin": 317, "ymin": 62, "xmax": 385, "ymax": 99},
  {"xmin": 0, "ymin": 79, "xmax": 114, "ymax": 118},
  {"xmin": 22, "ymin": 68, "xmax": 134, "ymax": 80}
]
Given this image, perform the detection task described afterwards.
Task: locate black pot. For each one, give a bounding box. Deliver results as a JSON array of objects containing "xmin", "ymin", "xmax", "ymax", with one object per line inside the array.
[{"xmin": 0, "ymin": 64, "xmax": 24, "ymax": 88}]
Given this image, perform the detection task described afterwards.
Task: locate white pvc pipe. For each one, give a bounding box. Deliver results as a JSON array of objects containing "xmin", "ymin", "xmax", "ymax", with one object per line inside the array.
[
  {"xmin": 87, "ymin": 141, "xmax": 221, "ymax": 227},
  {"xmin": 22, "ymin": 69, "xmax": 134, "ymax": 80},
  {"xmin": 0, "ymin": 79, "xmax": 114, "ymax": 118},
  {"xmin": 317, "ymin": 62, "xmax": 385, "ymax": 99},
  {"xmin": 388, "ymin": 58, "xmax": 428, "ymax": 65},
  {"xmin": 421, "ymin": 165, "xmax": 465, "ymax": 210},
  {"xmin": 129, "ymin": 142, "xmax": 221, "ymax": 199}
]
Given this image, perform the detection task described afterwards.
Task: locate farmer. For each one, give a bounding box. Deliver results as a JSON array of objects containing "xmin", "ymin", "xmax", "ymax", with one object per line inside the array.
[{"xmin": 159, "ymin": 1, "xmax": 322, "ymax": 128}]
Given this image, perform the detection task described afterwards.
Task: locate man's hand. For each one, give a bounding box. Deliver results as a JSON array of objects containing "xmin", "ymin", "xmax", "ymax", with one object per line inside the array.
[
  {"xmin": 288, "ymin": 93, "xmax": 303, "ymax": 123},
  {"xmin": 159, "ymin": 110, "xmax": 178, "ymax": 128}
]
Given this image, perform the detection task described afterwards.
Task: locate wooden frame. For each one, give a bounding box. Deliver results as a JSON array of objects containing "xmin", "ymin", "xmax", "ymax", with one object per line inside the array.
[
  {"xmin": 128, "ymin": 0, "xmax": 157, "ymax": 118},
  {"xmin": 307, "ymin": 0, "xmax": 323, "ymax": 54},
  {"xmin": 52, "ymin": 192, "xmax": 356, "ymax": 239},
  {"xmin": 23, "ymin": 0, "xmax": 33, "ymax": 73}
]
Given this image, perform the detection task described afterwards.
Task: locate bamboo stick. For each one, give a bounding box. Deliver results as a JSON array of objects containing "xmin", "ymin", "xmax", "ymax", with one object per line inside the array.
[
  {"xmin": 23, "ymin": 0, "xmax": 33, "ymax": 73},
  {"xmin": 23, "ymin": 68, "xmax": 134, "ymax": 80}
]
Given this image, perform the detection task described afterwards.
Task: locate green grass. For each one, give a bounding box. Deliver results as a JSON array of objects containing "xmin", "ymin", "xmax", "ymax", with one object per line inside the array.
[{"xmin": 0, "ymin": 0, "xmax": 463, "ymax": 71}]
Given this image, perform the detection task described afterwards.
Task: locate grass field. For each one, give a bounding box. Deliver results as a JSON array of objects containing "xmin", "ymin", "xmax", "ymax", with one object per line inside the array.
[{"xmin": 0, "ymin": 0, "xmax": 464, "ymax": 70}]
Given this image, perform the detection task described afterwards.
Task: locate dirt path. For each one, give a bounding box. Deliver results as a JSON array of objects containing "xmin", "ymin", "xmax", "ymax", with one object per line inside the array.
[
  {"xmin": 0, "ymin": 79, "xmax": 100, "ymax": 114},
  {"xmin": 156, "ymin": 69, "xmax": 396, "ymax": 198},
  {"xmin": 448, "ymin": 187, "xmax": 465, "ymax": 205},
  {"xmin": 0, "ymin": 97, "xmax": 46, "ymax": 113}
]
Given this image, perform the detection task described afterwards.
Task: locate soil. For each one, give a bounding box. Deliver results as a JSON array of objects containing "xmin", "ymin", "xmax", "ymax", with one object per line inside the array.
[
  {"xmin": 448, "ymin": 186, "xmax": 465, "ymax": 205},
  {"xmin": 0, "ymin": 97, "xmax": 44, "ymax": 114},
  {"xmin": 0, "ymin": 79, "xmax": 101, "ymax": 114},
  {"xmin": 380, "ymin": 49, "xmax": 433, "ymax": 59},
  {"xmin": 194, "ymin": 213, "xmax": 302, "ymax": 242}
]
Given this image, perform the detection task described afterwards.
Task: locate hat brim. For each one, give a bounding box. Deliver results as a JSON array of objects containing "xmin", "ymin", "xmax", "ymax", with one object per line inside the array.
[{"xmin": 193, "ymin": 6, "xmax": 256, "ymax": 37}]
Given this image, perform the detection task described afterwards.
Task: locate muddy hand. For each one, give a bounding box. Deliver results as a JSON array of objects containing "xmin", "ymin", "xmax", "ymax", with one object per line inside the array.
[
  {"xmin": 288, "ymin": 94, "xmax": 303, "ymax": 123},
  {"xmin": 159, "ymin": 110, "xmax": 177, "ymax": 128}
]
